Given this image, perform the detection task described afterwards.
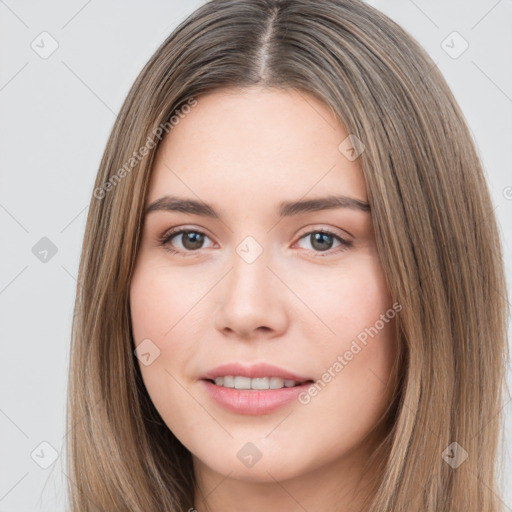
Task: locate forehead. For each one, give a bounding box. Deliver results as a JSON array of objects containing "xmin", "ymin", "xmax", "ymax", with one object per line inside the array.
[{"xmin": 147, "ymin": 87, "xmax": 368, "ymax": 212}]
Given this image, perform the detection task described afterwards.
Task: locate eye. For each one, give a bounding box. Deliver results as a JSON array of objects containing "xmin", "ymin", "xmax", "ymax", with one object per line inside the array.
[
  {"xmin": 158, "ymin": 227, "xmax": 352, "ymax": 257},
  {"xmin": 158, "ymin": 228, "xmax": 214, "ymax": 256},
  {"xmin": 295, "ymin": 229, "xmax": 352, "ymax": 256}
]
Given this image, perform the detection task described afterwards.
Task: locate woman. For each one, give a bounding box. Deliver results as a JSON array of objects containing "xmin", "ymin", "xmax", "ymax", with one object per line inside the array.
[{"xmin": 66, "ymin": 1, "xmax": 510, "ymax": 511}]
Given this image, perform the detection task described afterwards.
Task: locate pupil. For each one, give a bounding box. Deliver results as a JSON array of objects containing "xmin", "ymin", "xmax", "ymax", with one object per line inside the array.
[
  {"xmin": 311, "ymin": 232, "xmax": 333, "ymax": 251},
  {"xmin": 183, "ymin": 231, "xmax": 204, "ymax": 249}
]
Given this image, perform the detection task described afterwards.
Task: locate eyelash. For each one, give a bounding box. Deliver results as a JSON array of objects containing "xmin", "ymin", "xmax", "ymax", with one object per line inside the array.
[{"xmin": 157, "ymin": 227, "xmax": 353, "ymax": 258}]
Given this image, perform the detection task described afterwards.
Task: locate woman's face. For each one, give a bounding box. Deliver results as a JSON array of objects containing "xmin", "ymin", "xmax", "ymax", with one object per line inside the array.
[{"xmin": 130, "ymin": 86, "xmax": 398, "ymax": 488}]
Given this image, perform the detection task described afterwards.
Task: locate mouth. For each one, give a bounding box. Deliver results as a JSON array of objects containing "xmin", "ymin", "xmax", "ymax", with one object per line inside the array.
[
  {"xmin": 203, "ymin": 376, "xmax": 314, "ymax": 390},
  {"xmin": 199, "ymin": 363, "xmax": 315, "ymax": 415},
  {"xmin": 200, "ymin": 375, "xmax": 313, "ymax": 416}
]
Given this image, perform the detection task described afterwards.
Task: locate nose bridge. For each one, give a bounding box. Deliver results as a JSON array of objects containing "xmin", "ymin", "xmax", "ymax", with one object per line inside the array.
[
  {"xmin": 213, "ymin": 231, "xmax": 288, "ymax": 337},
  {"xmin": 228, "ymin": 233, "xmax": 271, "ymax": 299},
  {"xmin": 235, "ymin": 234, "xmax": 267, "ymax": 268}
]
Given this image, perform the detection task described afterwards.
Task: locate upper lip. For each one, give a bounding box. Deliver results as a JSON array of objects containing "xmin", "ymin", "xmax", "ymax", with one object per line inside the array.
[{"xmin": 201, "ymin": 363, "xmax": 313, "ymax": 383}]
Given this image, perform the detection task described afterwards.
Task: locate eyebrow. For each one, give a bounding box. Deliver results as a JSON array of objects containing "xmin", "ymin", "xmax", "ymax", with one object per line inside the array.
[{"xmin": 144, "ymin": 194, "xmax": 370, "ymax": 219}]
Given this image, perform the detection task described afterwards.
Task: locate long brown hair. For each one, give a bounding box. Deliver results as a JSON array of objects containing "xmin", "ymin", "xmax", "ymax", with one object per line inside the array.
[{"xmin": 66, "ymin": 1, "xmax": 510, "ymax": 510}]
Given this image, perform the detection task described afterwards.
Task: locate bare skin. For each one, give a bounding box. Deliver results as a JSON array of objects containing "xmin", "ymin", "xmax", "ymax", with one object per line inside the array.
[{"xmin": 130, "ymin": 86, "xmax": 399, "ymax": 512}]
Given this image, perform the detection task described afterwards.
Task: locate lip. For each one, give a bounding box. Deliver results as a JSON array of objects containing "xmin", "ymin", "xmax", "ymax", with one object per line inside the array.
[
  {"xmin": 201, "ymin": 362, "xmax": 312, "ymax": 382},
  {"xmin": 200, "ymin": 363, "xmax": 314, "ymax": 415},
  {"xmin": 201, "ymin": 380, "xmax": 314, "ymax": 415}
]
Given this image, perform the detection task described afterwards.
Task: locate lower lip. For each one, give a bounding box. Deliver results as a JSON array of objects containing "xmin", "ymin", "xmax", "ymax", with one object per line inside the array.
[{"xmin": 201, "ymin": 379, "xmax": 312, "ymax": 415}]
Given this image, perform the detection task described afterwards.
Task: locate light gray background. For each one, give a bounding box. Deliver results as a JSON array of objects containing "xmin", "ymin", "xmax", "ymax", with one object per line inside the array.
[{"xmin": 0, "ymin": 1, "xmax": 511, "ymax": 510}]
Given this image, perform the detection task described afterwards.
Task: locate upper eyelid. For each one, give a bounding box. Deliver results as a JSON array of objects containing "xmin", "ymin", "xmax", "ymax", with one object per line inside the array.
[
  {"xmin": 160, "ymin": 226, "xmax": 214, "ymax": 244},
  {"xmin": 296, "ymin": 226, "xmax": 351, "ymax": 241}
]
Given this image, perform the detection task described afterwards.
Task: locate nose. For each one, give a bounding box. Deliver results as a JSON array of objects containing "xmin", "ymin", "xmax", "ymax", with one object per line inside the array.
[{"xmin": 213, "ymin": 244, "xmax": 289, "ymax": 341}]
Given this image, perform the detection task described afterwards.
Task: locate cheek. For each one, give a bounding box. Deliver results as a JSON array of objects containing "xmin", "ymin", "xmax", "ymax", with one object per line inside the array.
[
  {"xmin": 297, "ymin": 250, "xmax": 398, "ymax": 421},
  {"xmin": 292, "ymin": 248, "xmax": 394, "ymax": 349},
  {"xmin": 129, "ymin": 261, "xmax": 212, "ymax": 438},
  {"xmin": 129, "ymin": 265, "xmax": 192, "ymax": 377},
  {"xmin": 289, "ymin": 269, "xmax": 398, "ymax": 471},
  {"xmin": 130, "ymin": 261, "xmax": 203, "ymax": 341}
]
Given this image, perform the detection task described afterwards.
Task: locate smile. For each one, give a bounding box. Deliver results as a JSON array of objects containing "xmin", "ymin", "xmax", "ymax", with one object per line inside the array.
[{"xmin": 209, "ymin": 376, "xmax": 305, "ymax": 390}]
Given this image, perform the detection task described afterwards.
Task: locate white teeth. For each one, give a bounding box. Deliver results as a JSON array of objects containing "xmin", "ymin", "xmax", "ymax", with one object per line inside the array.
[
  {"xmin": 251, "ymin": 377, "xmax": 270, "ymax": 390},
  {"xmin": 269, "ymin": 377, "xmax": 284, "ymax": 389},
  {"xmin": 211, "ymin": 376, "xmax": 301, "ymax": 390},
  {"xmin": 234, "ymin": 376, "xmax": 251, "ymax": 389}
]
